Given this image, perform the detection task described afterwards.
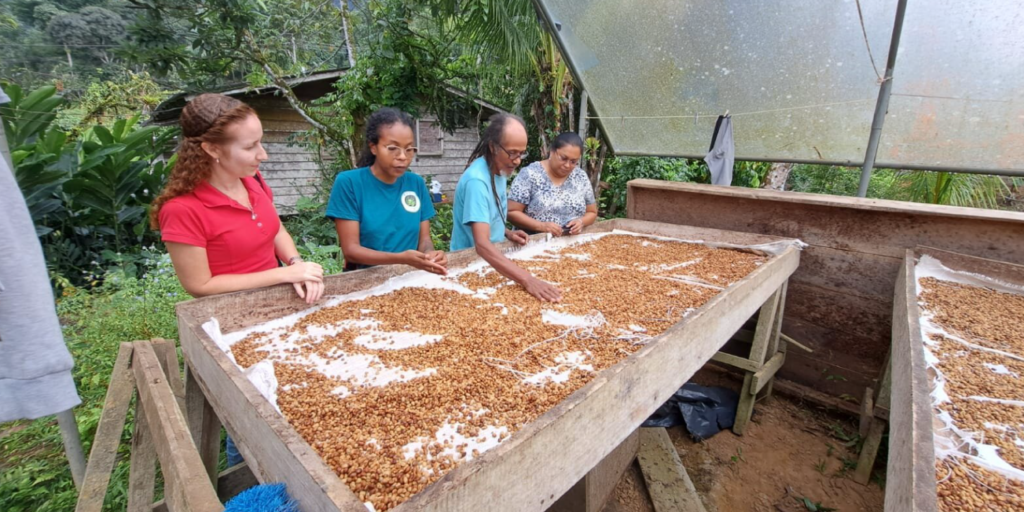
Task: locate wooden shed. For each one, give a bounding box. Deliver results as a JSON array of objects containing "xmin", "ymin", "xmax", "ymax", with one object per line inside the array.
[{"xmin": 150, "ymin": 69, "xmax": 508, "ymax": 213}]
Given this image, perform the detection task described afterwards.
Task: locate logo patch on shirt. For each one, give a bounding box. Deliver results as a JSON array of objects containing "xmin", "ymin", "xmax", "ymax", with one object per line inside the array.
[{"xmin": 401, "ymin": 191, "xmax": 421, "ymax": 213}]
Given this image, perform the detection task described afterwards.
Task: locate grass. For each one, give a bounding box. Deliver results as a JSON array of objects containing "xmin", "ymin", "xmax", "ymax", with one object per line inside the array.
[{"xmin": 0, "ymin": 255, "xmax": 184, "ymax": 511}]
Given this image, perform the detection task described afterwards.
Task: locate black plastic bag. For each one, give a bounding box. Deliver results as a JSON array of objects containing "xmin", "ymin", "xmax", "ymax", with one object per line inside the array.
[{"xmin": 641, "ymin": 383, "xmax": 739, "ymax": 440}]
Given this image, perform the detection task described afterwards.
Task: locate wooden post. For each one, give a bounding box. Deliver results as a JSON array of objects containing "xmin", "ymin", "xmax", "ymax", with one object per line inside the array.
[
  {"xmin": 75, "ymin": 343, "xmax": 136, "ymax": 512},
  {"xmin": 732, "ymin": 287, "xmax": 783, "ymax": 435},
  {"xmin": 186, "ymin": 362, "xmax": 222, "ymax": 486},
  {"xmin": 855, "ymin": 352, "xmax": 892, "ymax": 485},
  {"xmin": 127, "ymin": 406, "xmax": 157, "ymax": 512},
  {"xmin": 132, "ymin": 341, "xmax": 223, "ymax": 512}
]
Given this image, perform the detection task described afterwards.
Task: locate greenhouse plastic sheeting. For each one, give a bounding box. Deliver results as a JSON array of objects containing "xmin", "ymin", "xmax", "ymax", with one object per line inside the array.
[
  {"xmin": 535, "ymin": 0, "xmax": 898, "ymax": 163},
  {"xmin": 536, "ymin": 0, "xmax": 1024, "ymax": 173},
  {"xmin": 876, "ymin": 0, "xmax": 1024, "ymax": 172}
]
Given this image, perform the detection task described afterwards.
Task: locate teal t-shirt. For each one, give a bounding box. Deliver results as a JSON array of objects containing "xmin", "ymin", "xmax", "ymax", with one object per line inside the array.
[
  {"xmin": 326, "ymin": 167, "xmax": 436, "ymax": 254},
  {"xmin": 450, "ymin": 157, "xmax": 507, "ymax": 251}
]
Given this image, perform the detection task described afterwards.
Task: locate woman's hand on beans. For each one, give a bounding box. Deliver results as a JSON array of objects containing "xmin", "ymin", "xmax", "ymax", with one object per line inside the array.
[
  {"xmin": 539, "ymin": 222, "xmax": 563, "ymax": 237},
  {"xmin": 293, "ymin": 280, "xmax": 324, "ymax": 304},
  {"xmin": 283, "ymin": 262, "xmax": 324, "ymax": 284},
  {"xmin": 425, "ymin": 250, "xmax": 448, "ymax": 271},
  {"xmin": 524, "ymin": 277, "xmax": 562, "ymax": 303},
  {"xmin": 507, "ymin": 229, "xmax": 530, "ymax": 245},
  {"xmin": 402, "ymin": 250, "xmax": 447, "ymax": 275},
  {"xmin": 566, "ymin": 218, "xmax": 584, "ymax": 235}
]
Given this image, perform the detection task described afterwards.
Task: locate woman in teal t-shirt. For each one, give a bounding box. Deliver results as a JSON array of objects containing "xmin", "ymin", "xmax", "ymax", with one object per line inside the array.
[{"xmin": 327, "ymin": 108, "xmax": 448, "ymax": 274}]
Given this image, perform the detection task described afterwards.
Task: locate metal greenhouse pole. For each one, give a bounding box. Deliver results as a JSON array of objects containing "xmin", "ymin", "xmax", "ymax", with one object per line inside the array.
[{"xmin": 857, "ymin": 0, "xmax": 910, "ymax": 197}]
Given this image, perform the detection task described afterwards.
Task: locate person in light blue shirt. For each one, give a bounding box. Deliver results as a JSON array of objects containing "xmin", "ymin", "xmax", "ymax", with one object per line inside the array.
[
  {"xmin": 327, "ymin": 108, "xmax": 447, "ymax": 274},
  {"xmin": 451, "ymin": 113, "xmax": 561, "ymax": 302}
]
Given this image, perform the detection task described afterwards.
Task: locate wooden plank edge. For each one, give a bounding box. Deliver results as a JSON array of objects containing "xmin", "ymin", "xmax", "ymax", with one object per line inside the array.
[
  {"xmin": 750, "ymin": 352, "xmax": 785, "ymax": 395},
  {"xmin": 133, "ymin": 341, "xmax": 224, "ymax": 512},
  {"xmin": 75, "ymin": 342, "xmax": 136, "ymax": 512},
  {"xmin": 636, "ymin": 428, "xmax": 707, "ymax": 512}
]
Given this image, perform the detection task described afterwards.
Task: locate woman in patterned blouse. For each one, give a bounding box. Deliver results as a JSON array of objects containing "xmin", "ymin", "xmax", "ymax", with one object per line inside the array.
[{"xmin": 507, "ymin": 132, "xmax": 598, "ymax": 237}]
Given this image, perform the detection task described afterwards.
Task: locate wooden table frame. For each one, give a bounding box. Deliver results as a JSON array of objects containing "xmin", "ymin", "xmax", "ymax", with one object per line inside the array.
[
  {"xmin": 886, "ymin": 246, "xmax": 1024, "ymax": 511},
  {"xmin": 176, "ymin": 219, "xmax": 800, "ymax": 512}
]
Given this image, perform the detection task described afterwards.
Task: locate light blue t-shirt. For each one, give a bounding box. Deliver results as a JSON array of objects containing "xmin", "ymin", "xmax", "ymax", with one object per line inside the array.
[
  {"xmin": 326, "ymin": 167, "xmax": 435, "ymax": 254},
  {"xmin": 450, "ymin": 157, "xmax": 507, "ymax": 251}
]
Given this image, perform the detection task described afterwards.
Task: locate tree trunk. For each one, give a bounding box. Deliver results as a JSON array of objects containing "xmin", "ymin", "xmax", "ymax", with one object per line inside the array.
[
  {"xmin": 762, "ymin": 162, "xmax": 794, "ymax": 191},
  {"xmin": 64, "ymin": 44, "xmax": 73, "ymax": 70}
]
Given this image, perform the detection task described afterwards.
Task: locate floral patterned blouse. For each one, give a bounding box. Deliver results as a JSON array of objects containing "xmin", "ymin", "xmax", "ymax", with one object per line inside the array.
[{"xmin": 508, "ymin": 161, "xmax": 596, "ymax": 228}]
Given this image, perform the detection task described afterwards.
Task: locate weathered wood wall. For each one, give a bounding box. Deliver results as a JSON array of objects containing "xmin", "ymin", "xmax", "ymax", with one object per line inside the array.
[{"xmin": 626, "ymin": 180, "xmax": 1024, "ymax": 396}]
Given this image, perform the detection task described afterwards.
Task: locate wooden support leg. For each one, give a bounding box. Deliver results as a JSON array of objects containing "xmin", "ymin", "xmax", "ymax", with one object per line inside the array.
[
  {"xmin": 732, "ymin": 286, "xmax": 784, "ymax": 435},
  {"xmin": 636, "ymin": 428, "xmax": 706, "ymax": 512},
  {"xmin": 185, "ymin": 360, "xmax": 222, "ymax": 486},
  {"xmin": 855, "ymin": 418, "xmax": 886, "ymax": 485},
  {"xmin": 132, "ymin": 341, "xmax": 223, "ymax": 512},
  {"xmin": 548, "ymin": 431, "xmax": 639, "ymax": 512},
  {"xmin": 127, "ymin": 404, "xmax": 157, "ymax": 512},
  {"xmin": 855, "ymin": 350, "xmax": 892, "ymax": 486},
  {"xmin": 75, "ymin": 343, "xmax": 136, "ymax": 512},
  {"xmin": 732, "ymin": 373, "xmax": 756, "ymax": 436}
]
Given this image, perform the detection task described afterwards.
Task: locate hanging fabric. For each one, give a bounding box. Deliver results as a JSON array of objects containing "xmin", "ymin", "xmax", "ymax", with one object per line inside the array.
[{"xmin": 704, "ymin": 114, "xmax": 734, "ymax": 186}]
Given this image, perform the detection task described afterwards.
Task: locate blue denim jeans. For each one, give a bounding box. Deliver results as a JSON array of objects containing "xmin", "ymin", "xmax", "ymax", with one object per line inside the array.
[{"xmin": 226, "ymin": 434, "xmax": 244, "ymax": 467}]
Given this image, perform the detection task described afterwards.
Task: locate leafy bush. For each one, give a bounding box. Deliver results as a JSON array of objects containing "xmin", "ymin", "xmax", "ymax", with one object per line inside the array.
[
  {"xmin": 431, "ymin": 204, "xmax": 454, "ymax": 252},
  {"xmin": 0, "ymin": 254, "xmax": 184, "ymax": 512},
  {"xmin": 3, "ymin": 82, "xmax": 177, "ymax": 286}
]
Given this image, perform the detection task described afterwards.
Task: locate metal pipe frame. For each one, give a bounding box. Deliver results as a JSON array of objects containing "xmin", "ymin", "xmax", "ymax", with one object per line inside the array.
[{"xmin": 858, "ymin": 0, "xmax": 911, "ymax": 197}]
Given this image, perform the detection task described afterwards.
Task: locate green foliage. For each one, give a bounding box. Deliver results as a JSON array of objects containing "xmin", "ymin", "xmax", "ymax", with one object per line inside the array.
[
  {"xmin": 1, "ymin": 0, "xmax": 136, "ymax": 96},
  {"xmin": 800, "ymin": 497, "xmax": 837, "ymax": 512},
  {"xmin": 4, "ymin": 82, "xmax": 177, "ymax": 285},
  {"xmin": 600, "ymin": 157, "xmax": 709, "ymax": 217},
  {"xmin": 124, "ymin": 0, "xmax": 349, "ymax": 91},
  {"xmin": 0, "ymin": 255, "xmax": 184, "ymax": 512},
  {"xmin": 53, "ymin": 71, "xmax": 169, "ymax": 134},
  {"xmin": 788, "ymin": 164, "xmax": 1019, "ymax": 209},
  {"xmin": 431, "ymin": 204, "xmax": 454, "ymax": 253},
  {"xmin": 283, "ymin": 197, "xmax": 344, "ymax": 275}
]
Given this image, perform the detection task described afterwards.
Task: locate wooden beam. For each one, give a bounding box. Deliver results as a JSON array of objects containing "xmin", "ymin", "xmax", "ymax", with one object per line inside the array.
[
  {"xmin": 750, "ymin": 352, "xmax": 785, "ymax": 395},
  {"xmin": 884, "ymin": 251, "xmax": 939, "ymax": 511},
  {"xmin": 636, "ymin": 428, "xmax": 706, "ymax": 512},
  {"xmin": 186, "ymin": 363, "xmax": 222, "ymax": 486},
  {"xmin": 548, "ymin": 431, "xmax": 638, "ymax": 512},
  {"xmin": 153, "ymin": 339, "xmax": 186, "ymax": 412},
  {"xmin": 747, "ymin": 288, "xmax": 782, "ymax": 365},
  {"xmin": 132, "ymin": 341, "xmax": 223, "ymax": 512},
  {"xmin": 127, "ymin": 406, "xmax": 157, "ymax": 512},
  {"xmin": 710, "ymin": 352, "xmax": 760, "ymax": 373},
  {"xmin": 76, "ymin": 343, "xmax": 136, "ymax": 512}
]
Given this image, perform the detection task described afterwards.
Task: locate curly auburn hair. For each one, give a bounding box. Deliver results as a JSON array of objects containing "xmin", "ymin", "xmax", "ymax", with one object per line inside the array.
[{"xmin": 149, "ymin": 93, "xmax": 256, "ymax": 229}]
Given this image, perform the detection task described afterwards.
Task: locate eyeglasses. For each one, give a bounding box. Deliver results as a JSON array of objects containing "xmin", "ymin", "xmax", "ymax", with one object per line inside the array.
[
  {"xmin": 497, "ymin": 144, "xmax": 528, "ymax": 162},
  {"xmin": 384, "ymin": 145, "xmax": 419, "ymax": 158},
  {"xmin": 554, "ymin": 151, "xmax": 580, "ymax": 167}
]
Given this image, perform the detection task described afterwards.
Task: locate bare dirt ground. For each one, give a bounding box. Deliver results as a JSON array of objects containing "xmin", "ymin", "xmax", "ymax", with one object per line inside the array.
[{"xmin": 601, "ymin": 369, "xmax": 885, "ymax": 512}]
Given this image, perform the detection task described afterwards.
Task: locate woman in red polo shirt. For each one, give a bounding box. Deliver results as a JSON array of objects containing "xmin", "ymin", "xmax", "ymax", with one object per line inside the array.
[{"xmin": 150, "ymin": 93, "xmax": 324, "ymax": 304}]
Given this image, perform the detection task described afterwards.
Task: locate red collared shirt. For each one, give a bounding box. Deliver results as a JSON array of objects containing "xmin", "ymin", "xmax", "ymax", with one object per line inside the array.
[{"xmin": 159, "ymin": 173, "xmax": 281, "ymax": 276}]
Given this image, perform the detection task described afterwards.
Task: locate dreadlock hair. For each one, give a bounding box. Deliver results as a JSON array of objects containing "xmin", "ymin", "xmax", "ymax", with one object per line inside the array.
[
  {"xmin": 466, "ymin": 113, "xmax": 527, "ymax": 171},
  {"xmin": 149, "ymin": 93, "xmax": 256, "ymax": 229},
  {"xmin": 357, "ymin": 107, "xmax": 416, "ymax": 168}
]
